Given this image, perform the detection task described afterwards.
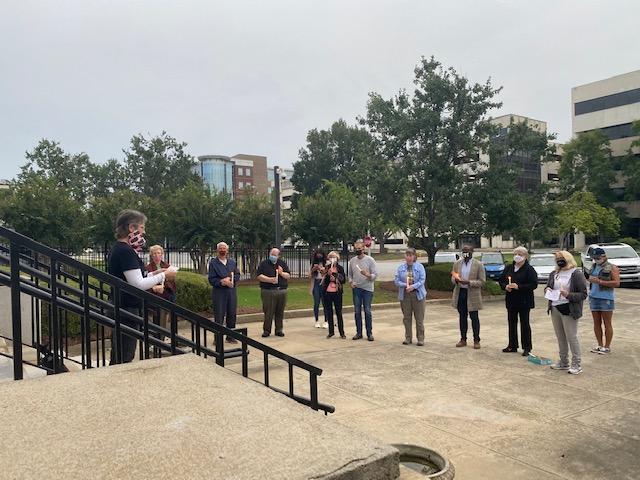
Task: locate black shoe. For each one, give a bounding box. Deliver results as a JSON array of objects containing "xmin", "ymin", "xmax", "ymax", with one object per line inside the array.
[
  {"xmin": 262, "ymin": 332, "xmax": 270, "ymax": 338},
  {"xmin": 502, "ymin": 347, "xmax": 517, "ymax": 353},
  {"xmin": 522, "ymin": 350, "xmax": 530, "ymax": 357},
  {"xmin": 402, "ymin": 340, "xmax": 411, "ymax": 345},
  {"xmin": 326, "ymin": 333, "xmax": 334, "ymax": 339},
  {"xmin": 275, "ymin": 331, "xmax": 285, "ymax": 337},
  {"xmin": 226, "ymin": 337, "xmax": 238, "ymax": 344},
  {"xmin": 340, "ymin": 334, "xmax": 346, "ymax": 339},
  {"xmin": 416, "ymin": 341, "xmax": 424, "ymax": 346},
  {"xmin": 367, "ymin": 336, "xmax": 374, "ymax": 342},
  {"xmin": 352, "ymin": 334, "xmax": 363, "ymax": 340}
]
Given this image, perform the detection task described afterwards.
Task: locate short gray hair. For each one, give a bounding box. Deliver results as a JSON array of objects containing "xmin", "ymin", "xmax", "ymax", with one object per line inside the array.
[
  {"xmin": 513, "ymin": 246, "xmax": 528, "ymax": 257},
  {"xmin": 115, "ymin": 209, "xmax": 147, "ymax": 239},
  {"xmin": 217, "ymin": 242, "xmax": 229, "ymax": 250}
]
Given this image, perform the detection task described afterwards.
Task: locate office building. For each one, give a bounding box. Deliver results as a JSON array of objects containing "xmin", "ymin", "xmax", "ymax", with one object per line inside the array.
[
  {"xmin": 194, "ymin": 155, "xmax": 235, "ymax": 197},
  {"xmin": 231, "ymin": 154, "xmax": 269, "ymax": 198},
  {"xmin": 268, "ymin": 167, "xmax": 295, "ymax": 209}
]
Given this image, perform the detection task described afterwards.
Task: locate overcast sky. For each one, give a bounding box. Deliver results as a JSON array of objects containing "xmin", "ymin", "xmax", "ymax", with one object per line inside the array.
[{"xmin": 1, "ymin": 0, "xmax": 639, "ymax": 180}]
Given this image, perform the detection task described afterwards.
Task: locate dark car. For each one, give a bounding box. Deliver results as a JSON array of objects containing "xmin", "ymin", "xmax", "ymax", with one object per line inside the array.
[{"xmin": 480, "ymin": 252, "xmax": 505, "ymax": 280}]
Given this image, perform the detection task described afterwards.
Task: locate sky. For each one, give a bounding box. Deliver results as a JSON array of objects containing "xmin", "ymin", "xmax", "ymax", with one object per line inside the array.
[{"xmin": 1, "ymin": 0, "xmax": 639, "ymax": 180}]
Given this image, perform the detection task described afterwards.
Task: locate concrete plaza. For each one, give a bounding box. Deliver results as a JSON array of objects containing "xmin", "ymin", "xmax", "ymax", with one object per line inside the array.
[{"xmin": 233, "ymin": 287, "xmax": 640, "ymax": 480}]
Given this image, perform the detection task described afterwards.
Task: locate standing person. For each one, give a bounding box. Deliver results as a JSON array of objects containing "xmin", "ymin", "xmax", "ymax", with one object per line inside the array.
[
  {"xmin": 108, "ymin": 210, "xmax": 177, "ymax": 364},
  {"xmin": 208, "ymin": 242, "xmax": 241, "ymax": 344},
  {"xmin": 348, "ymin": 240, "xmax": 378, "ymax": 341},
  {"xmin": 499, "ymin": 246, "xmax": 538, "ymax": 356},
  {"xmin": 546, "ymin": 250, "xmax": 588, "ymax": 375},
  {"xmin": 310, "ymin": 249, "xmax": 327, "ymax": 329},
  {"xmin": 451, "ymin": 244, "xmax": 485, "ymax": 349},
  {"xmin": 394, "ymin": 248, "xmax": 427, "ymax": 346},
  {"xmin": 146, "ymin": 245, "xmax": 177, "ymax": 341},
  {"xmin": 322, "ymin": 251, "xmax": 346, "ymax": 339},
  {"xmin": 586, "ymin": 247, "xmax": 620, "ymax": 355},
  {"xmin": 257, "ymin": 248, "xmax": 291, "ymax": 337}
]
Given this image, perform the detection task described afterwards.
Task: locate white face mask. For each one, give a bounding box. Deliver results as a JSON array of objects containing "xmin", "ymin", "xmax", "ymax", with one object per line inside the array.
[{"xmin": 514, "ymin": 255, "xmax": 525, "ymax": 264}]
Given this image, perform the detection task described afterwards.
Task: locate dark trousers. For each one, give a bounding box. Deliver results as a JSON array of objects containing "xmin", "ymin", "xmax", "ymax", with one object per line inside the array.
[
  {"xmin": 457, "ymin": 288, "xmax": 480, "ymax": 342},
  {"xmin": 261, "ymin": 288, "xmax": 287, "ymax": 334},
  {"xmin": 507, "ymin": 307, "xmax": 532, "ymax": 351},
  {"xmin": 212, "ymin": 287, "xmax": 237, "ymax": 332},
  {"xmin": 110, "ymin": 306, "xmax": 141, "ymax": 365},
  {"xmin": 323, "ymin": 291, "xmax": 344, "ymax": 336},
  {"xmin": 312, "ymin": 279, "xmax": 323, "ymax": 322},
  {"xmin": 353, "ymin": 287, "xmax": 373, "ymax": 336}
]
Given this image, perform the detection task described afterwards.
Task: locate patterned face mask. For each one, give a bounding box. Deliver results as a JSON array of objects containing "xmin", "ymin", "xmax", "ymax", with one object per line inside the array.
[{"xmin": 128, "ymin": 229, "xmax": 146, "ymax": 251}]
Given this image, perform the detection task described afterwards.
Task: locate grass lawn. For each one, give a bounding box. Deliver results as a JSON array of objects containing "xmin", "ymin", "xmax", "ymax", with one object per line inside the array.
[{"xmin": 236, "ymin": 279, "xmax": 399, "ymax": 314}]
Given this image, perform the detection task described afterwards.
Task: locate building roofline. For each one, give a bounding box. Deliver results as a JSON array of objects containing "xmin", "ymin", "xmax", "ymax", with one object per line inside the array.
[{"xmin": 572, "ymin": 69, "xmax": 640, "ymax": 91}]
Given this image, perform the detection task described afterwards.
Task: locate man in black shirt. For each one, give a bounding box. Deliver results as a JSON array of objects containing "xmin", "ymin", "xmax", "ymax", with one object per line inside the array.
[{"xmin": 256, "ymin": 248, "xmax": 291, "ymax": 337}]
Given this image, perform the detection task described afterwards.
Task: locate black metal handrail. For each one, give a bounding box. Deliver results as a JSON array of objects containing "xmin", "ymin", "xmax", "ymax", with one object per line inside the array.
[{"xmin": 0, "ymin": 226, "xmax": 334, "ymax": 414}]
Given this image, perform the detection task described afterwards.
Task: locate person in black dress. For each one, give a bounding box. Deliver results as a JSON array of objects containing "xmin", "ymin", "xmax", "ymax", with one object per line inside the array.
[
  {"xmin": 499, "ymin": 246, "xmax": 538, "ymax": 356},
  {"xmin": 321, "ymin": 251, "xmax": 346, "ymax": 339}
]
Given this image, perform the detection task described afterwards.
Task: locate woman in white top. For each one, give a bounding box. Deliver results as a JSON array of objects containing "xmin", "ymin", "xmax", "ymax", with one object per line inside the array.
[{"xmin": 544, "ymin": 250, "xmax": 588, "ymax": 375}]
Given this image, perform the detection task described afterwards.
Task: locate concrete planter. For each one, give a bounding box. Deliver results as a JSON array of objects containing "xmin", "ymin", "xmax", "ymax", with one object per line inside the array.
[{"xmin": 392, "ymin": 443, "xmax": 454, "ymax": 479}]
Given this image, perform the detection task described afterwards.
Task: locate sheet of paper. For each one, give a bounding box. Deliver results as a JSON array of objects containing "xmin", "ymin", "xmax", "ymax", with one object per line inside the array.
[{"xmin": 544, "ymin": 289, "xmax": 560, "ymax": 301}]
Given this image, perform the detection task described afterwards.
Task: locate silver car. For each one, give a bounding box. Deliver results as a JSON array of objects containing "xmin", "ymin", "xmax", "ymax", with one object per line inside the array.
[{"xmin": 529, "ymin": 253, "xmax": 557, "ymax": 283}]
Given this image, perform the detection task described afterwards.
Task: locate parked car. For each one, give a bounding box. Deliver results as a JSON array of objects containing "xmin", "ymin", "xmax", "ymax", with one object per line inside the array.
[
  {"xmin": 581, "ymin": 243, "xmax": 640, "ymax": 286},
  {"xmin": 480, "ymin": 252, "xmax": 505, "ymax": 280},
  {"xmin": 529, "ymin": 253, "xmax": 557, "ymax": 283},
  {"xmin": 434, "ymin": 252, "xmax": 460, "ymax": 264}
]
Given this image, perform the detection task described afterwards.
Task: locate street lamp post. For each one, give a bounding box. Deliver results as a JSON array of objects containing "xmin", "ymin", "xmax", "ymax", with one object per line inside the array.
[{"xmin": 274, "ymin": 165, "xmax": 282, "ymax": 247}]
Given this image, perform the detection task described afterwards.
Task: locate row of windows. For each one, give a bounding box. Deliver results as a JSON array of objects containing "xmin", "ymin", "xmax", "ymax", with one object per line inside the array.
[
  {"xmin": 236, "ymin": 166, "xmax": 253, "ymax": 177},
  {"xmin": 237, "ymin": 181, "xmax": 253, "ymax": 189},
  {"xmin": 574, "ymin": 87, "xmax": 640, "ymax": 116},
  {"xmin": 579, "ymin": 122, "xmax": 636, "ymax": 141}
]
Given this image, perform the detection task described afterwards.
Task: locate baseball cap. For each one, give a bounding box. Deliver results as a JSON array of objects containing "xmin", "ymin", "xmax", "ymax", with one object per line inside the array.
[{"xmin": 591, "ymin": 247, "xmax": 606, "ymax": 258}]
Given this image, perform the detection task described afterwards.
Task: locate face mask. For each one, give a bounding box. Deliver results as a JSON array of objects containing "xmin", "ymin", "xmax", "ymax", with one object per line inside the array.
[
  {"xmin": 329, "ymin": 257, "xmax": 337, "ymax": 264},
  {"xmin": 355, "ymin": 249, "xmax": 363, "ymax": 256},
  {"xmin": 128, "ymin": 229, "xmax": 146, "ymax": 252},
  {"xmin": 219, "ymin": 250, "xmax": 227, "ymax": 257},
  {"xmin": 513, "ymin": 255, "xmax": 524, "ymax": 263},
  {"xmin": 462, "ymin": 252, "xmax": 472, "ymax": 259},
  {"xmin": 556, "ymin": 259, "xmax": 567, "ymax": 268},
  {"xmin": 269, "ymin": 255, "xmax": 278, "ymax": 264},
  {"xmin": 594, "ymin": 258, "xmax": 605, "ymax": 265}
]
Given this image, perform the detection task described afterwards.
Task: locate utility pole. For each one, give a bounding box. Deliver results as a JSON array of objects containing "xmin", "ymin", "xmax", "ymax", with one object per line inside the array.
[{"xmin": 274, "ymin": 166, "xmax": 282, "ymax": 247}]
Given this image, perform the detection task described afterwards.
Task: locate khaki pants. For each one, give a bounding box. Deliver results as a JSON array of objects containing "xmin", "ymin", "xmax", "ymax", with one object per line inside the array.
[
  {"xmin": 400, "ymin": 291, "xmax": 425, "ymax": 343},
  {"xmin": 550, "ymin": 306, "xmax": 581, "ymax": 368},
  {"xmin": 261, "ymin": 289, "xmax": 287, "ymax": 334}
]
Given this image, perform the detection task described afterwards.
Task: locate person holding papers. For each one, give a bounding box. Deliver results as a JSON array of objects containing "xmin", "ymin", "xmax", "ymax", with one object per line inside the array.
[
  {"xmin": 545, "ymin": 251, "xmax": 588, "ymax": 375},
  {"xmin": 348, "ymin": 240, "xmax": 378, "ymax": 341},
  {"xmin": 208, "ymin": 242, "xmax": 241, "ymax": 343},
  {"xmin": 498, "ymin": 246, "xmax": 538, "ymax": 356}
]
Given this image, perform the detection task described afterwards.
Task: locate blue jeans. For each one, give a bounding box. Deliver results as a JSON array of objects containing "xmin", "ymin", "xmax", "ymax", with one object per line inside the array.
[
  {"xmin": 353, "ymin": 287, "xmax": 373, "ymax": 336},
  {"xmin": 312, "ymin": 279, "xmax": 323, "ymax": 321}
]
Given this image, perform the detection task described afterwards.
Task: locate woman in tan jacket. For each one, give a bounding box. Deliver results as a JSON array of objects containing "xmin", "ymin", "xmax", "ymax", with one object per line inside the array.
[{"xmin": 451, "ymin": 245, "xmax": 486, "ymax": 349}]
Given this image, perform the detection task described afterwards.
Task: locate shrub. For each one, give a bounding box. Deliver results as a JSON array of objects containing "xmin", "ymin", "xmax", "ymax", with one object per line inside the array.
[
  {"xmin": 175, "ymin": 271, "xmax": 212, "ymax": 313},
  {"xmin": 484, "ymin": 280, "xmax": 504, "ymax": 296},
  {"xmin": 619, "ymin": 237, "xmax": 640, "ymax": 250}
]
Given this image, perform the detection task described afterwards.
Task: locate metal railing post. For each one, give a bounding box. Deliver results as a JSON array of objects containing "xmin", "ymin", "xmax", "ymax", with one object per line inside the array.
[{"xmin": 10, "ymin": 242, "xmax": 23, "ymax": 380}]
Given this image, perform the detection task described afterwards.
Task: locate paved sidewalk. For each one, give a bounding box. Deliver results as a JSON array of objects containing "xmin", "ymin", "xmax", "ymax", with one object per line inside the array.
[{"xmin": 232, "ymin": 288, "xmax": 640, "ymax": 480}]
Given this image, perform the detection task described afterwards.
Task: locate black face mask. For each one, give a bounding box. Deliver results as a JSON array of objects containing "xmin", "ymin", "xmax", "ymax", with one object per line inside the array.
[
  {"xmin": 556, "ymin": 259, "xmax": 567, "ymax": 268},
  {"xmin": 355, "ymin": 249, "xmax": 363, "ymax": 256},
  {"xmin": 462, "ymin": 252, "xmax": 472, "ymax": 259}
]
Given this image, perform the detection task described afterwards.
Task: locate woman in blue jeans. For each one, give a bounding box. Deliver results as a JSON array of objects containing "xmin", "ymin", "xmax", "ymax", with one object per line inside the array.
[
  {"xmin": 586, "ymin": 247, "xmax": 620, "ymax": 355},
  {"xmin": 309, "ymin": 249, "xmax": 327, "ymax": 328}
]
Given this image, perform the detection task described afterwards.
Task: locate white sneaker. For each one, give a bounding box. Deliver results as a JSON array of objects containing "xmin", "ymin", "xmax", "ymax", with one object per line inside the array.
[
  {"xmin": 315, "ymin": 322, "xmax": 321, "ymax": 328},
  {"xmin": 550, "ymin": 363, "xmax": 570, "ymax": 370},
  {"xmin": 597, "ymin": 347, "xmax": 611, "ymax": 355},
  {"xmin": 568, "ymin": 366, "xmax": 583, "ymax": 375},
  {"xmin": 322, "ymin": 322, "xmax": 328, "ymax": 329},
  {"xmin": 590, "ymin": 346, "xmax": 603, "ymax": 353}
]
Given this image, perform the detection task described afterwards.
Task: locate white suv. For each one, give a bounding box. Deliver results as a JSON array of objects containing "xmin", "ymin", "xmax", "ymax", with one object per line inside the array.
[{"xmin": 581, "ymin": 243, "xmax": 640, "ymax": 286}]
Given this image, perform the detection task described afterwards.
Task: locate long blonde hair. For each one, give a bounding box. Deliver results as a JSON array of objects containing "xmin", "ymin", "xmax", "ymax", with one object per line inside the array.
[{"xmin": 554, "ymin": 250, "xmax": 577, "ymax": 271}]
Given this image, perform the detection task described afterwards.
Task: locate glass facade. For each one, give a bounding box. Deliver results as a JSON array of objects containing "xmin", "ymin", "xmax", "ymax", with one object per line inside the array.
[{"xmin": 194, "ymin": 156, "xmax": 234, "ymax": 197}]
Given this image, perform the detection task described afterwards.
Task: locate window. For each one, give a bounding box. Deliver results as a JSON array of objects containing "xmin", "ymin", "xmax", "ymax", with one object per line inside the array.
[
  {"xmin": 547, "ymin": 173, "xmax": 559, "ymax": 182},
  {"xmin": 574, "ymin": 88, "xmax": 640, "ymax": 116},
  {"xmin": 245, "ymin": 167, "xmax": 252, "ymax": 177},
  {"xmin": 238, "ymin": 181, "xmax": 244, "ymax": 188},
  {"xmin": 578, "ymin": 123, "xmax": 635, "ymax": 141}
]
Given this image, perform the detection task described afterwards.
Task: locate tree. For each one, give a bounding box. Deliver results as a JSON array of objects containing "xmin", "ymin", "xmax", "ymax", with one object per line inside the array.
[
  {"xmin": 164, "ymin": 182, "xmax": 234, "ymax": 273},
  {"xmin": 2, "ymin": 175, "xmax": 86, "ymax": 251},
  {"xmin": 362, "ymin": 56, "xmax": 502, "ymax": 264},
  {"xmin": 124, "ymin": 132, "xmax": 199, "ymax": 198},
  {"xmin": 19, "ymin": 139, "xmax": 92, "ymax": 203},
  {"xmin": 235, "ymin": 191, "xmax": 277, "ymax": 276},
  {"xmin": 554, "ymin": 191, "xmax": 620, "ymax": 248},
  {"xmin": 88, "ymin": 159, "xmax": 129, "ymax": 198},
  {"xmin": 289, "ymin": 182, "xmax": 366, "ymax": 246},
  {"xmin": 558, "ymin": 130, "xmax": 616, "ymax": 206},
  {"xmin": 622, "ymin": 121, "xmax": 640, "ymax": 202}
]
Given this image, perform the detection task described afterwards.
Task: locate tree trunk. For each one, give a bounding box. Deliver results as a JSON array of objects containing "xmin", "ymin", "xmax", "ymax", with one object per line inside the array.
[
  {"xmin": 425, "ymin": 245, "xmax": 438, "ymax": 266},
  {"xmin": 379, "ymin": 235, "xmax": 387, "ymax": 255}
]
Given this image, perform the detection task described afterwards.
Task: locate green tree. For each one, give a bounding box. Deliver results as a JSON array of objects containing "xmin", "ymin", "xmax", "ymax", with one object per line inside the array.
[
  {"xmin": 622, "ymin": 120, "xmax": 640, "ymax": 202},
  {"xmin": 235, "ymin": 191, "xmax": 277, "ymax": 276},
  {"xmin": 2, "ymin": 175, "xmax": 86, "ymax": 251},
  {"xmin": 124, "ymin": 131, "xmax": 199, "ymax": 198},
  {"xmin": 554, "ymin": 191, "xmax": 620, "ymax": 248},
  {"xmin": 289, "ymin": 182, "xmax": 365, "ymax": 246},
  {"xmin": 164, "ymin": 182, "xmax": 234, "ymax": 273},
  {"xmin": 362, "ymin": 56, "xmax": 502, "ymax": 264},
  {"xmin": 19, "ymin": 139, "xmax": 92, "ymax": 203},
  {"xmin": 559, "ymin": 130, "xmax": 616, "ymax": 206},
  {"xmin": 88, "ymin": 159, "xmax": 129, "ymax": 198}
]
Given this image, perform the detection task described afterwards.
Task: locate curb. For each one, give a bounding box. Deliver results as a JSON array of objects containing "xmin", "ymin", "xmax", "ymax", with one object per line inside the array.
[{"xmin": 231, "ymin": 295, "xmax": 504, "ymax": 325}]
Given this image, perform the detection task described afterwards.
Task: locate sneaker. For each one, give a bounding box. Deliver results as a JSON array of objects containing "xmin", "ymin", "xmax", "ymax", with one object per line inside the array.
[
  {"xmin": 416, "ymin": 341, "xmax": 424, "ymax": 347},
  {"xmin": 402, "ymin": 340, "xmax": 412, "ymax": 345},
  {"xmin": 315, "ymin": 322, "xmax": 321, "ymax": 328},
  {"xmin": 367, "ymin": 335, "xmax": 374, "ymax": 342},
  {"xmin": 590, "ymin": 345, "xmax": 604, "ymax": 353},
  {"xmin": 550, "ymin": 363, "xmax": 570, "ymax": 370},
  {"xmin": 322, "ymin": 322, "xmax": 328, "ymax": 329},
  {"xmin": 597, "ymin": 347, "xmax": 611, "ymax": 355},
  {"xmin": 568, "ymin": 366, "xmax": 583, "ymax": 375},
  {"xmin": 352, "ymin": 334, "xmax": 363, "ymax": 340}
]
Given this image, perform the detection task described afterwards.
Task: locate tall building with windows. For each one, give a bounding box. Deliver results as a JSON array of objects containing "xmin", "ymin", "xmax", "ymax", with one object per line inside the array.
[
  {"xmin": 230, "ymin": 154, "xmax": 269, "ymax": 198},
  {"xmin": 268, "ymin": 167, "xmax": 295, "ymax": 209},
  {"xmin": 572, "ymin": 70, "xmax": 640, "ymax": 235},
  {"xmin": 194, "ymin": 155, "xmax": 235, "ymax": 197}
]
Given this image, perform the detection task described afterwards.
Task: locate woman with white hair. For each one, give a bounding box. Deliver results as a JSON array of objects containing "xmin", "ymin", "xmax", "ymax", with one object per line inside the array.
[
  {"xmin": 545, "ymin": 250, "xmax": 588, "ymax": 375},
  {"xmin": 499, "ymin": 246, "xmax": 538, "ymax": 356}
]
